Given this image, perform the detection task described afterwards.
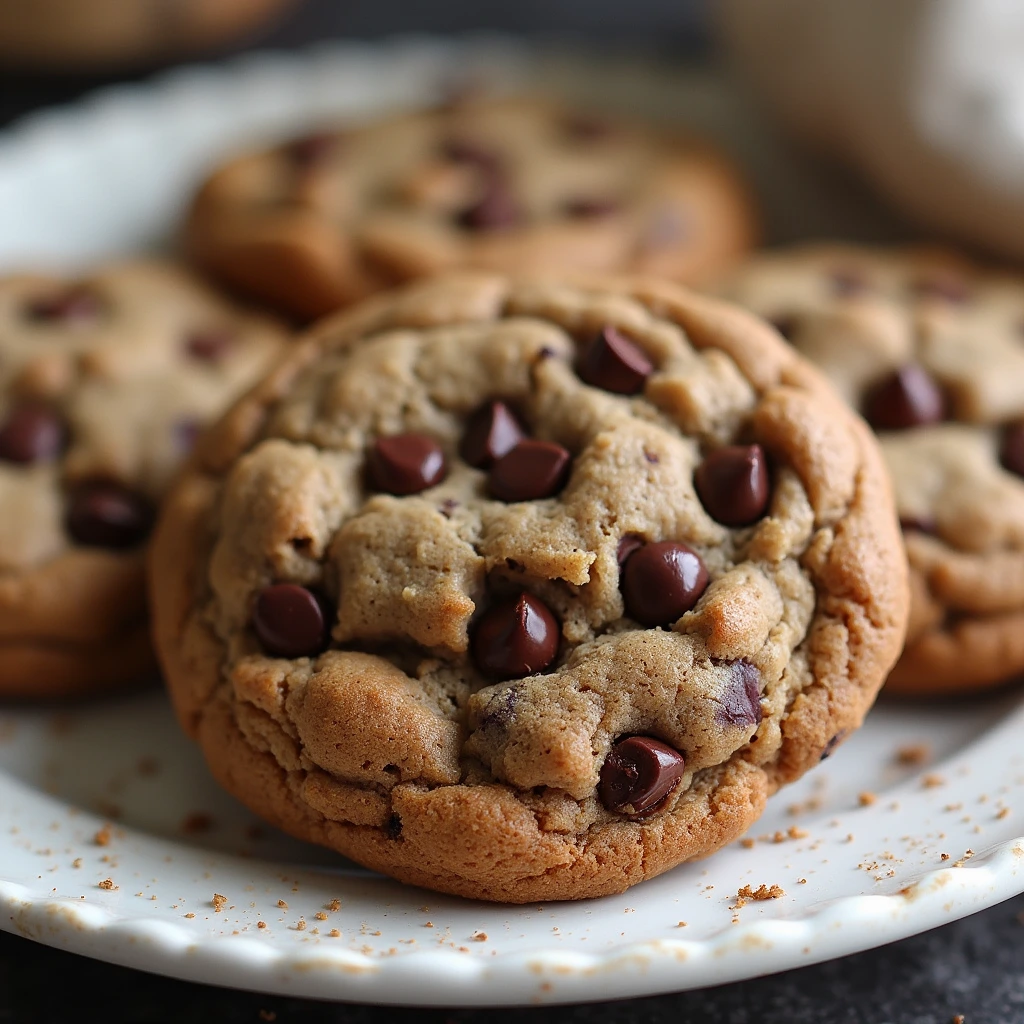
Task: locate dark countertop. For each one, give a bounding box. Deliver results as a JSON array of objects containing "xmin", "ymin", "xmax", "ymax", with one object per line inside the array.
[{"xmin": 1, "ymin": 2, "xmax": 1022, "ymax": 1020}]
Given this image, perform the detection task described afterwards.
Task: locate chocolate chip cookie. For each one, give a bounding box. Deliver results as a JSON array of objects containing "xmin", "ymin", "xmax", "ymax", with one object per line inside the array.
[
  {"xmin": 185, "ymin": 96, "xmax": 757, "ymax": 320},
  {"xmin": 725, "ymin": 244, "xmax": 1024, "ymax": 695},
  {"xmin": 0, "ymin": 260, "xmax": 288, "ymax": 698},
  {"xmin": 150, "ymin": 273, "xmax": 907, "ymax": 901}
]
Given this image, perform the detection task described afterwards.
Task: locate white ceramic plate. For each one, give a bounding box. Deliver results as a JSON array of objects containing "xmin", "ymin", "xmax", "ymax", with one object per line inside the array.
[{"xmin": 0, "ymin": 38, "xmax": 1022, "ymax": 1007}]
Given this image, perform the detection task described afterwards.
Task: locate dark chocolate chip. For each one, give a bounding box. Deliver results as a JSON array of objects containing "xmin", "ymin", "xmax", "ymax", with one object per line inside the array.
[
  {"xmin": 185, "ymin": 328, "xmax": 233, "ymax": 363},
  {"xmin": 439, "ymin": 498, "xmax": 460, "ymax": 518},
  {"xmin": 439, "ymin": 137, "xmax": 500, "ymax": 170},
  {"xmin": 714, "ymin": 659, "xmax": 763, "ymax": 727},
  {"xmin": 472, "ymin": 591, "xmax": 560, "ymax": 680},
  {"xmin": 819, "ymin": 729, "xmax": 848, "ymax": 761},
  {"xmin": 252, "ymin": 583, "xmax": 329, "ymax": 659},
  {"xmin": 368, "ymin": 434, "xmax": 447, "ymax": 495},
  {"xmin": 456, "ymin": 180, "xmax": 522, "ymax": 231},
  {"xmin": 616, "ymin": 533, "xmax": 645, "ymax": 566},
  {"xmin": 385, "ymin": 812, "xmax": 403, "ymax": 839},
  {"xmin": 899, "ymin": 514, "xmax": 937, "ymax": 534},
  {"xmin": 862, "ymin": 365, "xmax": 946, "ymax": 431},
  {"xmin": 912, "ymin": 273, "xmax": 970, "ymax": 304},
  {"xmin": 1001, "ymin": 422, "xmax": 1024, "ymax": 479},
  {"xmin": 460, "ymin": 400, "xmax": 526, "ymax": 468},
  {"xmin": 65, "ymin": 482, "xmax": 154, "ymax": 550},
  {"xmin": 488, "ymin": 439, "xmax": 571, "ymax": 502},
  {"xmin": 287, "ymin": 132, "xmax": 337, "ymax": 168},
  {"xmin": 477, "ymin": 683, "xmax": 520, "ymax": 729},
  {"xmin": 563, "ymin": 197, "xmax": 620, "ymax": 219},
  {"xmin": 620, "ymin": 540, "xmax": 709, "ymax": 626},
  {"xmin": 25, "ymin": 287, "xmax": 103, "ymax": 325},
  {"xmin": 0, "ymin": 404, "xmax": 66, "ymax": 464},
  {"xmin": 599, "ymin": 736, "xmax": 686, "ymax": 816},
  {"xmin": 578, "ymin": 326, "xmax": 653, "ymax": 395},
  {"xmin": 694, "ymin": 444, "xmax": 771, "ymax": 528}
]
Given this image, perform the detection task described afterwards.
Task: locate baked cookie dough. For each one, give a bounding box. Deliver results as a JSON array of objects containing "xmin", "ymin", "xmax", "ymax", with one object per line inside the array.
[
  {"xmin": 150, "ymin": 273, "xmax": 907, "ymax": 901},
  {"xmin": 185, "ymin": 96, "xmax": 756, "ymax": 320},
  {"xmin": 0, "ymin": 260, "xmax": 289, "ymax": 698},
  {"xmin": 726, "ymin": 244, "xmax": 1024, "ymax": 695}
]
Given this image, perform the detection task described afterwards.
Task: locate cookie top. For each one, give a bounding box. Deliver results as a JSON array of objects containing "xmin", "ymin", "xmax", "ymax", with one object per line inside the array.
[
  {"xmin": 725, "ymin": 244, "xmax": 1024, "ymax": 694},
  {"xmin": 151, "ymin": 273, "xmax": 906, "ymax": 901},
  {"xmin": 185, "ymin": 96, "xmax": 756, "ymax": 320},
  {"xmin": 0, "ymin": 260, "xmax": 289, "ymax": 697}
]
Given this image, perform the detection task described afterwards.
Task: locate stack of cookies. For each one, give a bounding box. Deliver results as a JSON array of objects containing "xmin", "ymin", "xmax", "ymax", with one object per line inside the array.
[{"xmin": 8, "ymin": 90, "xmax": 1021, "ymax": 902}]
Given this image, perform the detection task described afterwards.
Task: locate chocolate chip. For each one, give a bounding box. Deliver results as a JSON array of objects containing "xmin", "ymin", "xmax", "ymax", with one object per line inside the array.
[
  {"xmin": 471, "ymin": 591, "xmax": 560, "ymax": 680},
  {"xmin": 770, "ymin": 316, "xmax": 797, "ymax": 341},
  {"xmin": 439, "ymin": 137, "xmax": 500, "ymax": 170},
  {"xmin": 25, "ymin": 287, "xmax": 102, "ymax": 325},
  {"xmin": 0, "ymin": 404, "xmax": 66, "ymax": 463},
  {"xmin": 578, "ymin": 326, "xmax": 653, "ymax": 395},
  {"xmin": 252, "ymin": 583, "xmax": 329, "ymax": 658},
  {"xmin": 65, "ymin": 482, "xmax": 154, "ymax": 549},
  {"xmin": 616, "ymin": 534, "xmax": 645, "ymax": 566},
  {"xmin": 368, "ymin": 434, "xmax": 447, "ymax": 495},
  {"xmin": 439, "ymin": 498, "xmax": 459, "ymax": 518},
  {"xmin": 912, "ymin": 273, "xmax": 970, "ymax": 304},
  {"xmin": 185, "ymin": 328, "xmax": 233, "ymax": 363},
  {"xmin": 1000, "ymin": 422, "xmax": 1024, "ymax": 479},
  {"xmin": 563, "ymin": 197, "xmax": 620, "ymax": 219},
  {"xmin": 599, "ymin": 736, "xmax": 686, "ymax": 817},
  {"xmin": 900, "ymin": 514, "xmax": 937, "ymax": 534},
  {"xmin": 477, "ymin": 683, "xmax": 520, "ymax": 729},
  {"xmin": 460, "ymin": 400, "xmax": 526, "ymax": 468},
  {"xmin": 620, "ymin": 540, "xmax": 709, "ymax": 626},
  {"xmin": 819, "ymin": 729, "xmax": 848, "ymax": 761},
  {"xmin": 287, "ymin": 133, "xmax": 337, "ymax": 168},
  {"xmin": 488, "ymin": 440, "xmax": 571, "ymax": 502},
  {"xmin": 863, "ymin": 365, "xmax": 946, "ymax": 431},
  {"xmin": 384, "ymin": 812, "xmax": 403, "ymax": 839},
  {"xmin": 694, "ymin": 444, "xmax": 770, "ymax": 528},
  {"xmin": 456, "ymin": 180, "xmax": 522, "ymax": 231},
  {"xmin": 714, "ymin": 659, "xmax": 763, "ymax": 727}
]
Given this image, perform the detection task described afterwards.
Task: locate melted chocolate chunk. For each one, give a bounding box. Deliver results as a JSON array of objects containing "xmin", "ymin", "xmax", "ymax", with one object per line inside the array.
[
  {"xmin": 599, "ymin": 736, "xmax": 686, "ymax": 817},
  {"xmin": 460, "ymin": 400, "xmax": 526, "ymax": 468},
  {"xmin": 620, "ymin": 540, "xmax": 709, "ymax": 626},
  {"xmin": 714, "ymin": 659, "xmax": 763, "ymax": 727},
  {"xmin": 252, "ymin": 583, "xmax": 329, "ymax": 659},
  {"xmin": 471, "ymin": 592, "xmax": 560, "ymax": 680},
  {"xmin": 0, "ymin": 404, "xmax": 66, "ymax": 464},
  {"xmin": 489, "ymin": 440, "xmax": 571, "ymax": 502},
  {"xmin": 65, "ymin": 482, "xmax": 154, "ymax": 550},
  {"xmin": 862, "ymin": 365, "xmax": 946, "ymax": 431},
  {"xmin": 694, "ymin": 444, "xmax": 770, "ymax": 528},
  {"xmin": 368, "ymin": 434, "xmax": 447, "ymax": 495},
  {"xmin": 578, "ymin": 326, "xmax": 653, "ymax": 395}
]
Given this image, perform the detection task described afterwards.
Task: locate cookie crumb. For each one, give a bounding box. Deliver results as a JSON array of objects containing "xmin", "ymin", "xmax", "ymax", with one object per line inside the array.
[
  {"xmin": 996, "ymin": 807, "xmax": 1011, "ymax": 820},
  {"xmin": 858, "ymin": 791, "xmax": 877, "ymax": 807},
  {"xmin": 424, "ymin": 921, "xmax": 434, "ymax": 928},
  {"xmin": 895, "ymin": 743, "xmax": 930, "ymax": 766},
  {"xmin": 257, "ymin": 920, "xmax": 267, "ymax": 930},
  {"xmin": 740, "ymin": 838, "xmax": 755, "ymax": 849},
  {"xmin": 326, "ymin": 899, "xmax": 341, "ymax": 911},
  {"xmin": 921, "ymin": 774, "xmax": 945, "ymax": 789},
  {"xmin": 951, "ymin": 1016, "xmax": 965, "ymax": 1024},
  {"xmin": 941, "ymin": 853, "xmax": 951, "ymax": 861},
  {"xmin": 277, "ymin": 899, "xmax": 288, "ymax": 909},
  {"xmin": 295, "ymin": 919, "xmax": 306, "ymax": 931},
  {"xmin": 798, "ymin": 878, "xmax": 808, "ymax": 884},
  {"xmin": 71, "ymin": 858, "xmax": 82, "ymax": 869},
  {"xmin": 314, "ymin": 912, "xmax": 328, "ymax": 921},
  {"xmin": 733, "ymin": 883, "xmax": 784, "ymax": 908},
  {"xmin": 676, "ymin": 921, "xmax": 687, "ymax": 927},
  {"xmin": 212, "ymin": 893, "xmax": 228, "ymax": 912},
  {"xmin": 471, "ymin": 932, "xmax": 488, "ymax": 942},
  {"xmin": 787, "ymin": 826, "xmax": 809, "ymax": 840},
  {"xmin": 329, "ymin": 929, "xmax": 341, "ymax": 938},
  {"xmin": 93, "ymin": 824, "xmax": 112, "ymax": 847},
  {"xmin": 97, "ymin": 878, "xmax": 117, "ymax": 890}
]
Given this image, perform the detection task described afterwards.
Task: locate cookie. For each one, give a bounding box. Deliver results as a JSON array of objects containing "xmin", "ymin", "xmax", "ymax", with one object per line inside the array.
[
  {"xmin": 724, "ymin": 244, "xmax": 1024, "ymax": 695},
  {"xmin": 0, "ymin": 260, "xmax": 289, "ymax": 699},
  {"xmin": 185, "ymin": 96, "xmax": 757, "ymax": 321},
  {"xmin": 150, "ymin": 273, "xmax": 907, "ymax": 902}
]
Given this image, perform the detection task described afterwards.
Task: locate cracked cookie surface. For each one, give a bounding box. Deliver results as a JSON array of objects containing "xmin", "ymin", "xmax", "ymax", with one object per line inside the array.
[
  {"xmin": 0, "ymin": 260, "xmax": 289, "ymax": 698},
  {"xmin": 725, "ymin": 244, "xmax": 1024, "ymax": 695},
  {"xmin": 150, "ymin": 273, "xmax": 907, "ymax": 901},
  {"xmin": 185, "ymin": 96, "xmax": 756, "ymax": 320}
]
